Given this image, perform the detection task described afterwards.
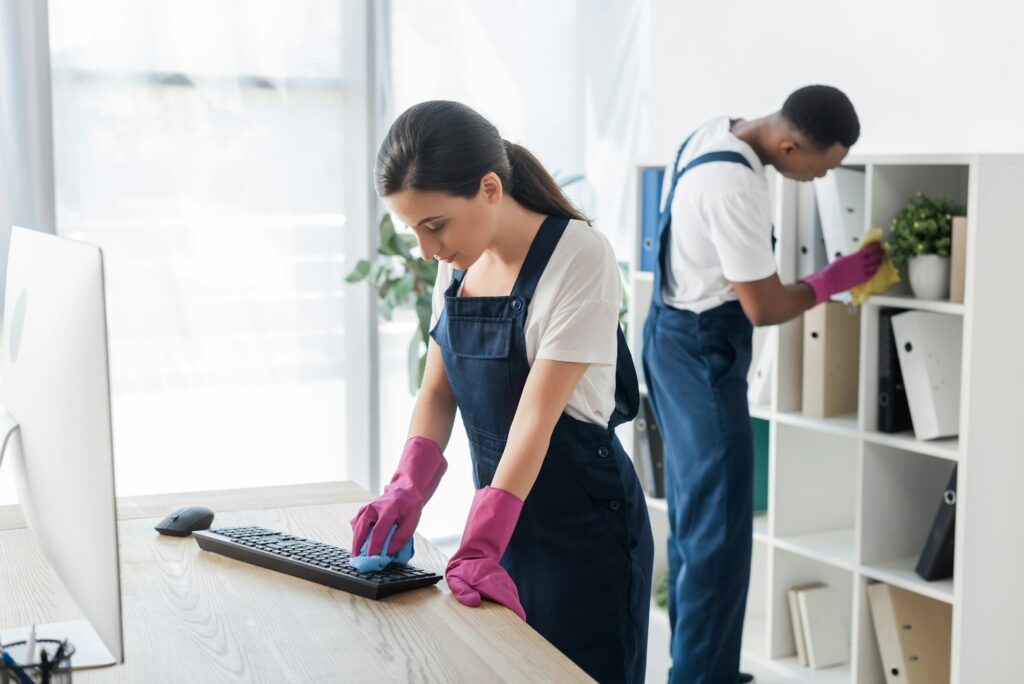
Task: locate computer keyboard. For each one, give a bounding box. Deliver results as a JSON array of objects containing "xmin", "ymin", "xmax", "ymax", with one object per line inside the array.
[{"xmin": 193, "ymin": 526, "xmax": 443, "ymax": 600}]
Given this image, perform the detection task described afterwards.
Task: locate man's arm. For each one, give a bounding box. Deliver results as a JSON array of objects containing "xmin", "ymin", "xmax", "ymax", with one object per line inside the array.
[
  {"xmin": 731, "ymin": 242, "xmax": 885, "ymax": 327},
  {"xmin": 731, "ymin": 274, "xmax": 815, "ymax": 327}
]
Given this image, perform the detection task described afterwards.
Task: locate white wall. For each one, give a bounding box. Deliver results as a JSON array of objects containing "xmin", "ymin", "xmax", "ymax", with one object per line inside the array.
[{"xmin": 648, "ymin": 0, "xmax": 1024, "ymax": 158}]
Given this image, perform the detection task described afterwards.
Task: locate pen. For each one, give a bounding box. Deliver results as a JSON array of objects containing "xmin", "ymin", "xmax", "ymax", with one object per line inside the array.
[{"xmin": 25, "ymin": 626, "xmax": 35, "ymax": 665}]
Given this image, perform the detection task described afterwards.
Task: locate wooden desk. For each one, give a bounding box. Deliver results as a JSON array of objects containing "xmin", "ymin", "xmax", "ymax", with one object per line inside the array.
[{"xmin": 0, "ymin": 482, "xmax": 591, "ymax": 682}]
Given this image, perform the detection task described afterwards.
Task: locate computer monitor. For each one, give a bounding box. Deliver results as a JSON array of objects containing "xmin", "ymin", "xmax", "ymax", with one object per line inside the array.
[{"xmin": 0, "ymin": 226, "xmax": 124, "ymax": 668}]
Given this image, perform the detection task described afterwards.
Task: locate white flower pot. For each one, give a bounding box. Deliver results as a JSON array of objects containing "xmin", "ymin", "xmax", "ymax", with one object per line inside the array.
[{"xmin": 908, "ymin": 254, "xmax": 951, "ymax": 300}]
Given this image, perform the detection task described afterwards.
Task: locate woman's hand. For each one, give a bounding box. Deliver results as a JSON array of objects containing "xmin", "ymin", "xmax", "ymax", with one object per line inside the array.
[
  {"xmin": 445, "ymin": 485, "xmax": 527, "ymax": 621},
  {"xmin": 350, "ymin": 436, "xmax": 447, "ymax": 556}
]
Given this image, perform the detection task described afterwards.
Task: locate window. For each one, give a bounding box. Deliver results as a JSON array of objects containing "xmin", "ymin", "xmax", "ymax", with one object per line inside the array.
[{"xmin": 45, "ymin": 0, "xmax": 374, "ymax": 496}]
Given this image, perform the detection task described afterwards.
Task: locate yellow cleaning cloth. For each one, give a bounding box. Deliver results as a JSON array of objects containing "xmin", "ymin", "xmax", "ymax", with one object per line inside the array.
[{"xmin": 849, "ymin": 227, "xmax": 901, "ymax": 306}]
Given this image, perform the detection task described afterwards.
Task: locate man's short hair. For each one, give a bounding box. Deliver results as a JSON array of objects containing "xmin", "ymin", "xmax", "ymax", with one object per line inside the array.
[{"xmin": 781, "ymin": 85, "xmax": 860, "ymax": 149}]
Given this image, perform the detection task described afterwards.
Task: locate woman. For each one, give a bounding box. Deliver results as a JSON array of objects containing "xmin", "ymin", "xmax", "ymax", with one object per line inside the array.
[{"xmin": 349, "ymin": 100, "xmax": 653, "ymax": 683}]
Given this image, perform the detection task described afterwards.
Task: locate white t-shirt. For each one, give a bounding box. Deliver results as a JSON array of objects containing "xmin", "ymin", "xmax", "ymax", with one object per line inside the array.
[
  {"xmin": 430, "ymin": 219, "xmax": 621, "ymax": 425},
  {"xmin": 661, "ymin": 116, "xmax": 777, "ymax": 312}
]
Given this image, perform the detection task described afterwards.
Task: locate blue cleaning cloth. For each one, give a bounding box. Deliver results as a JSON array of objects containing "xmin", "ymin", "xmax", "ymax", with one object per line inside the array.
[{"xmin": 349, "ymin": 523, "xmax": 415, "ymax": 573}]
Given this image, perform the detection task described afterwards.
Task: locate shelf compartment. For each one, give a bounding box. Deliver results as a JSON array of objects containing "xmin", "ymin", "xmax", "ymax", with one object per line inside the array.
[
  {"xmin": 859, "ymin": 443, "xmax": 957, "ymax": 602},
  {"xmin": 858, "ymin": 303, "xmax": 964, "ymax": 445},
  {"xmin": 868, "ymin": 164, "xmax": 969, "ymax": 237},
  {"xmin": 769, "ymin": 548, "xmax": 855, "ymax": 671},
  {"xmin": 868, "ymin": 163, "xmax": 970, "ymax": 300},
  {"xmin": 855, "ymin": 577, "xmax": 953, "ymax": 684},
  {"xmin": 774, "ymin": 425, "xmax": 858, "ymax": 539}
]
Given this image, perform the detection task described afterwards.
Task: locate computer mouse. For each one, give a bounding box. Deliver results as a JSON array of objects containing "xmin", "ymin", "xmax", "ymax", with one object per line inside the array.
[{"xmin": 155, "ymin": 506, "xmax": 215, "ymax": 537}]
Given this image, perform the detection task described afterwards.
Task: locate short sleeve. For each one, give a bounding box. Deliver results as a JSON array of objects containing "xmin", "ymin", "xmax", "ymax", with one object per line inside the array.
[
  {"xmin": 704, "ymin": 191, "xmax": 777, "ymax": 283},
  {"xmin": 534, "ymin": 231, "xmax": 621, "ymax": 367}
]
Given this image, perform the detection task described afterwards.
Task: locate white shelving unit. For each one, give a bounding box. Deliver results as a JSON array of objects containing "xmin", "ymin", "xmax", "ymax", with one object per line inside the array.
[{"xmin": 626, "ymin": 155, "xmax": 1024, "ymax": 683}]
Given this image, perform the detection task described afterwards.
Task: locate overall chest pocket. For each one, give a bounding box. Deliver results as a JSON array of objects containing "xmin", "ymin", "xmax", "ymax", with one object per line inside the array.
[{"xmin": 433, "ymin": 316, "xmax": 513, "ymax": 359}]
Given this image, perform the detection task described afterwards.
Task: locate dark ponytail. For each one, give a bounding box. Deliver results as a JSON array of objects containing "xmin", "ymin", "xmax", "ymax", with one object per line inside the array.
[
  {"xmin": 375, "ymin": 100, "xmax": 589, "ymax": 223},
  {"xmin": 501, "ymin": 140, "xmax": 589, "ymax": 223}
]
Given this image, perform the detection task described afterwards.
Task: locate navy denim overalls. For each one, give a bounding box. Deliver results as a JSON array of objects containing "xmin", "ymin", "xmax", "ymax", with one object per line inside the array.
[
  {"xmin": 642, "ymin": 135, "xmax": 757, "ymax": 683},
  {"xmin": 431, "ymin": 215, "xmax": 654, "ymax": 683}
]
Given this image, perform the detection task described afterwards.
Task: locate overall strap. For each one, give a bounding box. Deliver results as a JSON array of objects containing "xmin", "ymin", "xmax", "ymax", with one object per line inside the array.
[
  {"xmin": 658, "ymin": 149, "xmax": 754, "ymax": 234},
  {"xmin": 510, "ymin": 215, "xmax": 571, "ymax": 301},
  {"xmin": 448, "ymin": 267, "xmax": 467, "ymax": 293},
  {"xmin": 659, "ymin": 131, "xmax": 697, "ymax": 230},
  {"xmin": 651, "ymin": 134, "xmax": 754, "ymax": 308}
]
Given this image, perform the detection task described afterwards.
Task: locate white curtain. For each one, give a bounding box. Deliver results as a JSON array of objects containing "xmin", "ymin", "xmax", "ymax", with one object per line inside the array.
[
  {"xmin": 44, "ymin": 0, "xmax": 375, "ymax": 497},
  {"xmin": 0, "ymin": 0, "xmax": 56, "ymax": 504},
  {"xmin": 0, "ymin": 0, "xmax": 56, "ymax": 302},
  {"xmin": 579, "ymin": 1, "xmax": 650, "ymax": 259}
]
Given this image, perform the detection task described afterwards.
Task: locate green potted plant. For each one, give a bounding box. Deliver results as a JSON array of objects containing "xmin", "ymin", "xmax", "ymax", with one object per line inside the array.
[
  {"xmin": 886, "ymin": 192, "xmax": 965, "ymax": 300},
  {"xmin": 346, "ymin": 213, "xmax": 437, "ymax": 393}
]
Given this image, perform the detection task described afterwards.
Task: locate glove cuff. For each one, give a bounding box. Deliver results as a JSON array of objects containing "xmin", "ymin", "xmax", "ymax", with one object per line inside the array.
[
  {"xmin": 455, "ymin": 486, "xmax": 523, "ymax": 562},
  {"xmin": 800, "ymin": 271, "xmax": 832, "ymax": 306},
  {"xmin": 388, "ymin": 436, "xmax": 448, "ymax": 502}
]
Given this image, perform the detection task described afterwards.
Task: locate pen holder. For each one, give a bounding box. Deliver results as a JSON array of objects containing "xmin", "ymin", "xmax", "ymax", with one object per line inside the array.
[{"xmin": 1, "ymin": 639, "xmax": 75, "ymax": 684}]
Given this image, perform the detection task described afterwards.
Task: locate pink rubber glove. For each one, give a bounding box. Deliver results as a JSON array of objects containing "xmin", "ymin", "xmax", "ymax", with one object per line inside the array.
[
  {"xmin": 801, "ymin": 242, "xmax": 884, "ymax": 305},
  {"xmin": 350, "ymin": 436, "xmax": 447, "ymax": 557},
  {"xmin": 445, "ymin": 486, "xmax": 527, "ymax": 621}
]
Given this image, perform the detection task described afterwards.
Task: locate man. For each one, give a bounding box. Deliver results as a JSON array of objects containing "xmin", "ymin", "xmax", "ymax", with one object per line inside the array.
[{"xmin": 643, "ymin": 85, "xmax": 882, "ymax": 684}]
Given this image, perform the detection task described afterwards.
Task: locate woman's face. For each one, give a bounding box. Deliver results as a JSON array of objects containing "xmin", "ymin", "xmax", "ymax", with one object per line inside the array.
[{"xmin": 383, "ymin": 173, "xmax": 502, "ymax": 271}]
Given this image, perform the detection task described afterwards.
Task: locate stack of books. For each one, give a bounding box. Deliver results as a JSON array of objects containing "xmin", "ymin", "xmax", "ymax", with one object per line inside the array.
[{"xmin": 787, "ymin": 583, "xmax": 849, "ymax": 670}]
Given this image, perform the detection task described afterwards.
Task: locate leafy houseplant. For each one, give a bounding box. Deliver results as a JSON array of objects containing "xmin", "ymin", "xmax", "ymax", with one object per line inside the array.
[
  {"xmin": 886, "ymin": 192, "xmax": 963, "ymax": 264},
  {"xmin": 346, "ymin": 213, "xmax": 437, "ymax": 392},
  {"xmin": 886, "ymin": 192, "xmax": 965, "ymax": 299}
]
